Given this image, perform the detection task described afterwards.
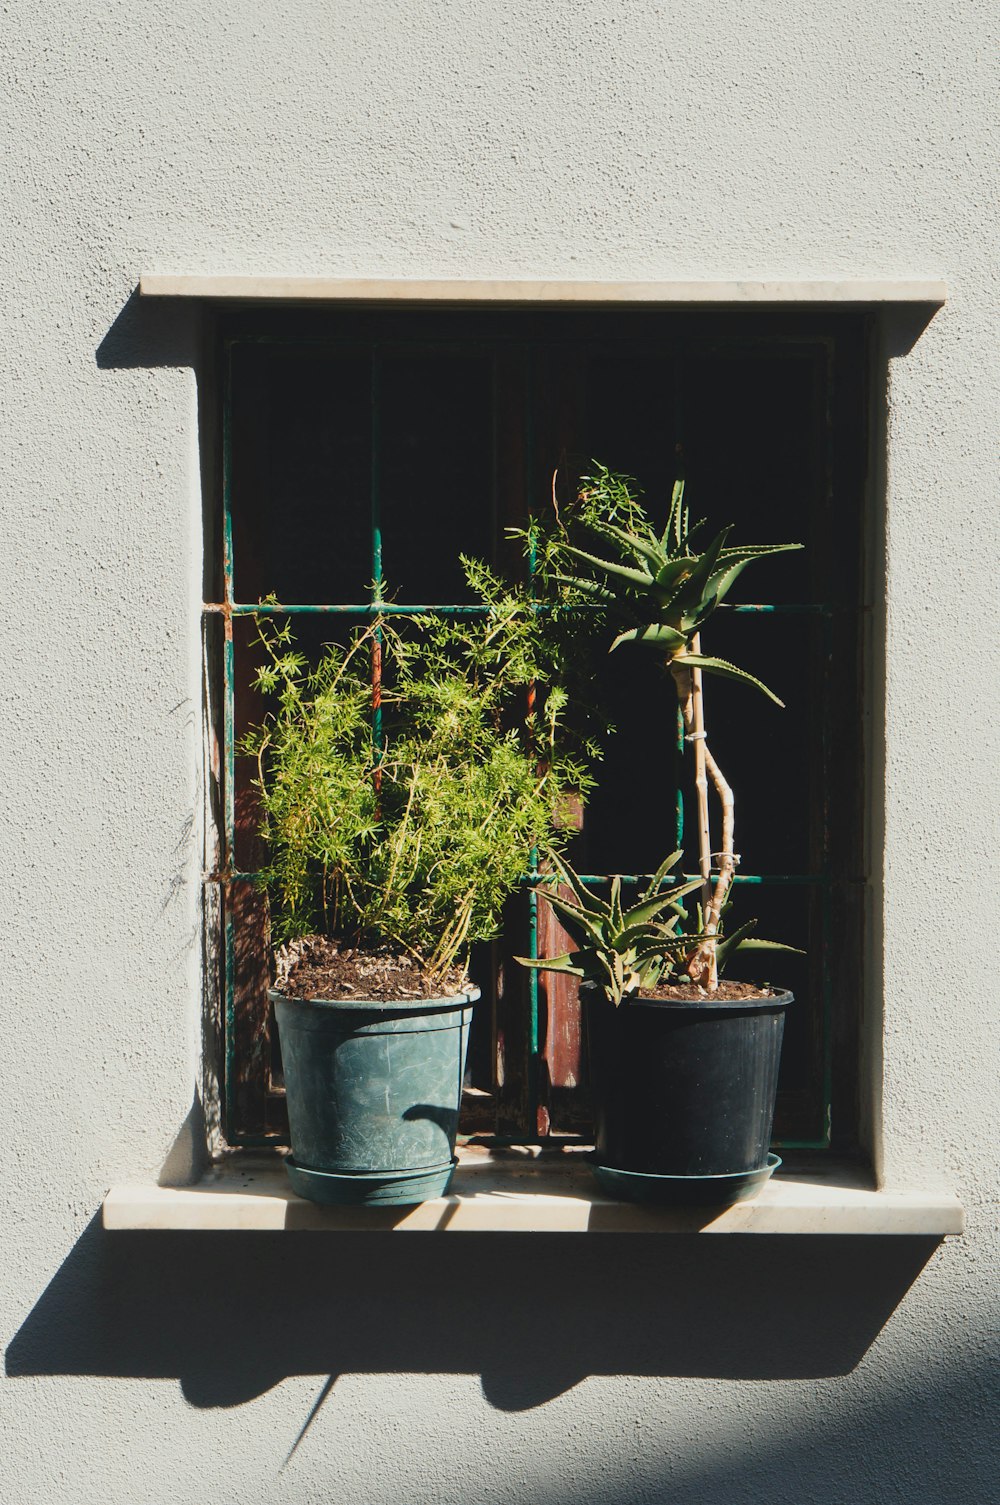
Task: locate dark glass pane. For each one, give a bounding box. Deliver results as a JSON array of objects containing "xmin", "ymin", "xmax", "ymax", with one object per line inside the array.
[
  {"xmin": 583, "ymin": 352, "xmax": 680, "ymax": 510},
  {"xmin": 697, "ymin": 610, "xmax": 817, "ymax": 877},
  {"xmin": 378, "ymin": 352, "xmax": 493, "ymax": 601},
  {"xmin": 575, "ymin": 649, "xmax": 682, "ymax": 876},
  {"xmin": 230, "ymin": 345, "xmax": 371, "ymax": 605},
  {"xmin": 681, "ymin": 347, "xmax": 824, "ymax": 605}
]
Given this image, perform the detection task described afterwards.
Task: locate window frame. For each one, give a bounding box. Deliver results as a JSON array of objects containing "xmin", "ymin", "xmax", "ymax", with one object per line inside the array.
[{"xmin": 195, "ymin": 288, "xmax": 908, "ymax": 1163}]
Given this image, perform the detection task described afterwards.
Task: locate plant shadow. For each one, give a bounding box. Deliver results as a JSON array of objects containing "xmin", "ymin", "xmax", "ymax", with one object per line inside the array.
[{"xmin": 6, "ymin": 1212, "xmax": 942, "ymax": 1412}]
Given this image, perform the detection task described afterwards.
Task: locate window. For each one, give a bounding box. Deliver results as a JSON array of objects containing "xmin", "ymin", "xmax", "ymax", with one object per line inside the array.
[{"xmin": 205, "ymin": 302, "xmax": 869, "ymax": 1157}]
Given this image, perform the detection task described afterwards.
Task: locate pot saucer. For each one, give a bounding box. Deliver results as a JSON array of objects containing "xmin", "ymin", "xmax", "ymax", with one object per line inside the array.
[
  {"xmin": 591, "ymin": 1152, "xmax": 781, "ymax": 1206},
  {"xmin": 286, "ymin": 1156, "xmax": 457, "ymax": 1207}
]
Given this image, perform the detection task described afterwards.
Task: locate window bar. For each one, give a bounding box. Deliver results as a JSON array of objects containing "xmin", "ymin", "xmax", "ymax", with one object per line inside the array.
[
  {"xmin": 370, "ymin": 348, "xmax": 384, "ymax": 764},
  {"xmin": 221, "ymin": 341, "xmax": 237, "ymax": 1137},
  {"xmin": 524, "ymin": 346, "xmax": 542, "ymax": 1136},
  {"xmin": 204, "ymin": 600, "xmax": 833, "ymax": 618},
  {"xmin": 820, "ymin": 607, "xmax": 836, "ymax": 1145},
  {"xmin": 673, "ymin": 344, "xmax": 687, "ymax": 853}
]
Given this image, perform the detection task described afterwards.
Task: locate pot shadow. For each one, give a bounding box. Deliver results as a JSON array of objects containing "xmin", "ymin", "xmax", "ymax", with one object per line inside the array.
[{"xmin": 6, "ymin": 1211, "xmax": 943, "ymax": 1412}]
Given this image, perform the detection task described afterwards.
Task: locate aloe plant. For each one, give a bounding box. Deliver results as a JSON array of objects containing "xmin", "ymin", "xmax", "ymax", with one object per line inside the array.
[
  {"xmin": 517, "ymin": 850, "xmax": 703, "ymax": 1006},
  {"xmin": 551, "ymin": 463, "xmax": 800, "ymax": 702},
  {"xmin": 519, "ymin": 850, "xmax": 799, "ymax": 1007},
  {"xmin": 524, "ymin": 465, "xmax": 801, "ymax": 990}
]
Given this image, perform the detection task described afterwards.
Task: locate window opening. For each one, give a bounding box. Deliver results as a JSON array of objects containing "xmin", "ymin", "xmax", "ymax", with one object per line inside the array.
[{"xmin": 208, "ymin": 307, "xmax": 868, "ymax": 1153}]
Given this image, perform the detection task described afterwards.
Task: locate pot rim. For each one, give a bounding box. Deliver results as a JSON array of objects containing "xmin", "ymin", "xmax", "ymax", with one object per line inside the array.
[
  {"xmin": 270, "ymin": 985, "xmax": 480, "ymax": 1012},
  {"xmin": 581, "ymin": 981, "xmax": 794, "ymax": 1012}
]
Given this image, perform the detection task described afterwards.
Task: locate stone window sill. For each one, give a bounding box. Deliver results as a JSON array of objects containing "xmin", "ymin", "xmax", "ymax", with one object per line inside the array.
[{"xmin": 102, "ymin": 1146, "xmax": 964, "ymax": 1234}]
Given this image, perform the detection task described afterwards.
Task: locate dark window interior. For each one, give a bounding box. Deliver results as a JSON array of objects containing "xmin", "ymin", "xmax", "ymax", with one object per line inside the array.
[{"xmin": 211, "ymin": 306, "xmax": 870, "ymax": 1155}]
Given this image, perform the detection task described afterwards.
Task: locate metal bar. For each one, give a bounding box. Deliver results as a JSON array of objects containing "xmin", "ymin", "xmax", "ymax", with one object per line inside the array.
[
  {"xmin": 529, "ymin": 872, "xmax": 840, "ymax": 887},
  {"xmin": 524, "ymin": 346, "xmax": 542, "ymax": 1135},
  {"xmin": 819, "ymin": 608, "xmax": 835, "ymax": 1147},
  {"xmin": 370, "ymin": 348, "xmax": 384, "ymax": 761},
  {"xmin": 675, "ymin": 703, "xmax": 685, "ymax": 849},
  {"xmin": 221, "ymin": 340, "xmax": 237, "ymax": 1136},
  {"xmin": 205, "ymin": 602, "xmax": 496, "ymax": 616},
  {"xmin": 205, "ymin": 868, "xmax": 852, "ymax": 887},
  {"xmin": 202, "ymin": 600, "xmax": 843, "ymax": 617}
]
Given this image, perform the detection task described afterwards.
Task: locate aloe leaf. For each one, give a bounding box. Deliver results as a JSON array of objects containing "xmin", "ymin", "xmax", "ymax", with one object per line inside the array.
[
  {"xmin": 717, "ymin": 542, "xmax": 803, "ymax": 560},
  {"xmin": 682, "ymin": 528, "xmax": 736, "ymax": 621},
  {"xmin": 514, "ymin": 952, "xmax": 588, "ymax": 977},
  {"xmin": 656, "ymin": 528, "xmax": 732, "ymax": 629},
  {"xmin": 637, "ymin": 955, "xmax": 664, "ymax": 988},
  {"xmin": 735, "ymin": 938, "xmax": 805, "ymax": 953},
  {"xmin": 620, "ymin": 879, "xmax": 704, "ymax": 931},
  {"xmin": 583, "ymin": 518, "xmax": 666, "ymax": 573},
  {"xmin": 653, "ymin": 556, "xmax": 696, "ymax": 592},
  {"xmin": 562, "ymin": 543, "xmax": 653, "ymax": 589},
  {"xmin": 641, "ymin": 850, "xmax": 685, "ymax": 899},
  {"xmin": 663, "ymin": 479, "xmax": 685, "ymax": 550},
  {"xmin": 610, "ymin": 874, "xmax": 623, "ymax": 931},
  {"xmin": 678, "ymin": 525, "xmax": 732, "ymax": 602},
  {"xmin": 610, "ymin": 622, "xmax": 689, "ymax": 655},
  {"xmin": 676, "ymin": 653, "xmax": 785, "ymax": 707},
  {"xmin": 630, "ymin": 935, "xmax": 701, "ymax": 962},
  {"xmin": 613, "ymin": 923, "xmax": 680, "ymax": 953},
  {"xmin": 546, "ymin": 850, "xmax": 605, "ymax": 915},
  {"xmin": 707, "ymin": 543, "xmax": 803, "ymax": 604},
  {"xmin": 535, "ymin": 888, "xmax": 605, "ymax": 938},
  {"xmin": 610, "ymin": 950, "xmax": 627, "ymax": 1005},
  {"xmin": 713, "ymin": 918, "xmax": 758, "ymax": 972},
  {"xmin": 707, "ymin": 557, "xmax": 760, "ymax": 605},
  {"xmin": 550, "ymin": 573, "xmax": 618, "ymax": 602}
]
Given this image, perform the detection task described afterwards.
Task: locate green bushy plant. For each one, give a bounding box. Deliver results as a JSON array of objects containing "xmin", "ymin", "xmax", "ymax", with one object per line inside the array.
[{"xmin": 244, "ymin": 567, "xmax": 599, "ymax": 987}]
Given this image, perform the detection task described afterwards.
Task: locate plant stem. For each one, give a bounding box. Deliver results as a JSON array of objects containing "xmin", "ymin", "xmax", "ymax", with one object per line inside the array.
[
  {"xmin": 688, "ymin": 634, "xmax": 713, "ymax": 922},
  {"xmin": 671, "ymin": 646, "xmax": 712, "ymax": 922},
  {"xmin": 671, "ymin": 634, "xmax": 738, "ymax": 991}
]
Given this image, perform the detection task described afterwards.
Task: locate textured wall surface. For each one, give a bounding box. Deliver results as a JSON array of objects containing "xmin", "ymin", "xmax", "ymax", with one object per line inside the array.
[{"xmin": 2, "ymin": 2, "xmax": 997, "ymax": 1501}]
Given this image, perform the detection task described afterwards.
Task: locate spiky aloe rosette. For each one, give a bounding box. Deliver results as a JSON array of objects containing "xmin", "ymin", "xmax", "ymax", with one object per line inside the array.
[
  {"xmin": 518, "ymin": 850, "xmax": 703, "ymax": 1007},
  {"xmin": 519, "ymin": 850, "xmax": 799, "ymax": 1007},
  {"xmin": 522, "ymin": 466, "xmax": 802, "ymax": 989}
]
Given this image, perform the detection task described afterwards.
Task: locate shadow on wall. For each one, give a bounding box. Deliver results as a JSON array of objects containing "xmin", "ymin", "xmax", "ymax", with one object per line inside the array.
[
  {"xmin": 95, "ymin": 288, "xmax": 202, "ymax": 371},
  {"xmin": 7, "ymin": 1214, "xmax": 942, "ymax": 1412}
]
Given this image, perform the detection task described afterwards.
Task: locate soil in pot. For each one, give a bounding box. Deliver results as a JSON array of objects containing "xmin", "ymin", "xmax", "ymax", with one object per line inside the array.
[{"xmin": 275, "ymin": 934, "xmax": 467, "ymax": 1002}]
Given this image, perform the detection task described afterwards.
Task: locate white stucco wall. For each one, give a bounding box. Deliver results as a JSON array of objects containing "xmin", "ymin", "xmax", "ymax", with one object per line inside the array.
[{"xmin": 2, "ymin": 3, "xmax": 997, "ymax": 1502}]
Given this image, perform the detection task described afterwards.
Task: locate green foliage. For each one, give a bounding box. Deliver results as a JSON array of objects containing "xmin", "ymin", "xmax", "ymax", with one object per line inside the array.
[
  {"xmin": 518, "ymin": 850, "xmax": 702, "ymax": 1007},
  {"xmin": 516, "ymin": 462, "xmax": 802, "ymax": 704},
  {"xmin": 243, "ymin": 573, "xmax": 598, "ymax": 985},
  {"xmin": 519, "ymin": 850, "xmax": 801, "ymax": 1006}
]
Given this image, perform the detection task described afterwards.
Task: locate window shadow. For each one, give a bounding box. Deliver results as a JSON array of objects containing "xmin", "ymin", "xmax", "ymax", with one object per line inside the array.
[
  {"xmin": 95, "ymin": 288, "xmax": 201, "ymax": 371},
  {"xmin": 6, "ymin": 1213, "xmax": 942, "ymax": 1412}
]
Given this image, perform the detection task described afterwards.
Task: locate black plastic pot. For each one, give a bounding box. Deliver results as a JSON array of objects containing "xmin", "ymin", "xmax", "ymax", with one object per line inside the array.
[
  {"xmin": 585, "ymin": 985, "xmax": 792, "ymax": 1203},
  {"xmin": 272, "ymin": 987, "xmax": 477, "ymax": 1207}
]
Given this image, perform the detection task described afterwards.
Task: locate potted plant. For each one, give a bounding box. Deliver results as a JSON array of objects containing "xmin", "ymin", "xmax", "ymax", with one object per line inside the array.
[
  {"xmin": 517, "ymin": 466, "xmax": 802, "ymax": 1204},
  {"xmin": 245, "ymin": 575, "xmax": 592, "ymax": 1206}
]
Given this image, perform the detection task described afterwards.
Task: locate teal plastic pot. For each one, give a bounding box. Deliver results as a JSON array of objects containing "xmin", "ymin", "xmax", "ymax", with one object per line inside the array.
[{"xmin": 272, "ymin": 987, "xmax": 477, "ymax": 1207}]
